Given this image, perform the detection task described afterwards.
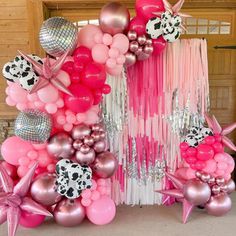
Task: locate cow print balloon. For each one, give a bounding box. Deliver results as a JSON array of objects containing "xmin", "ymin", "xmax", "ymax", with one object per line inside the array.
[
  {"xmin": 55, "ymin": 159, "xmax": 92, "ymax": 199},
  {"xmin": 184, "ymin": 134, "xmax": 199, "ymax": 147},
  {"xmin": 146, "ymin": 17, "xmax": 162, "ymax": 39},
  {"xmin": 19, "ymin": 71, "xmax": 39, "ymax": 91},
  {"xmin": 200, "ymin": 127, "xmax": 214, "ymax": 137},
  {"xmin": 2, "ymin": 62, "xmax": 22, "ymax": 82}
]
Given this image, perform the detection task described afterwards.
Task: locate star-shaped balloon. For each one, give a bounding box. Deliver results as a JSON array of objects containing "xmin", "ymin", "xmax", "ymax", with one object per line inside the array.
[
  {"xmin": 17, "ymin": 50, "xmax": 73, "ymax": 96},
  {"xmin": 156, "ymin": 172, "xmax": 211, "ymax": 223},
  {"xmin": 0, "ymin": 163, "xmax": 52, "ymax": 236},
  {"xmin": 205, "ymin": 113, "xmax": 236, "ymax": 151}
]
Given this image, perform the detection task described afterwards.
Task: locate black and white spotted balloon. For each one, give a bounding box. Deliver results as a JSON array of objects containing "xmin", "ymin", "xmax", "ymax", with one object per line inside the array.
[
  {"xmin": 2, "ymin": 62, "xmax": 22, "ymax": 82},
  {"xmin": 55, "ymin": 159, "xmax": 92, "ymax": 199}
]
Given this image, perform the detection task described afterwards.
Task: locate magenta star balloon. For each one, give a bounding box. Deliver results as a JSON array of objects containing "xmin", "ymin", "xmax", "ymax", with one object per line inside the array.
[
  {"xmin": 17, "ymin": 50, "xmax": 73, "ymax": 96},
  {"xmin": 205, "ymin": 113, "xmax": 236, "ymax": 151},
  {"xmin": 0, "ymin": 163, "xmax": 52, "ymax": 236}
]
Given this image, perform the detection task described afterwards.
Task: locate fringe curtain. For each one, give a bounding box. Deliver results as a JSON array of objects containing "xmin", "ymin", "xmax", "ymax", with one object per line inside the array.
[{"xmin": 102, "ymin": 39, "xmax": 209, "ymax": 205}]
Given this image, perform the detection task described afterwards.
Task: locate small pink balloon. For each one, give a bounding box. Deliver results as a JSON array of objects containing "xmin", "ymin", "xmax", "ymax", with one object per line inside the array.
[
  {"xmin": 186, "ymin": 147, "xmax": 197, "ymax": 157},
  {"xmin": 72, "ymin": 124, "xmax": 91, "ymax": 140},
  {"xmin": 152, "ymin": 36, "xmax": 167, "ymax": 55},
  {"xmin": 137, "ymin": 52, "xmax": 150, "ymax": 61},
  {"xmin": 94, "ymin": 32, "xmax": 103, "ymax": 44},
  {"xmin": 75, "ymin": 149, "xmax": 96, "ymax": 165},
  {"xmin": 86, "ymin": 196, "xmax": 116, "ymax": 225},
  {"xmin": 92, "ymin": 44, "xmax": 109, "ymax": 64},
  {"xmin": 203, "ymin": 159, "xmax": 217, "ymax": 173},
  {"xmin": 111, "ymin": 33, "xmax": 129, "ymax": 54},
  {"xmin": 103, "ymin": 33, "xmax": 113, "ymax": 45},
  {"xmin": 212, "ymin": 142, "xmax": 224, "ymax": 153},
  {"xmin": 197, "ymin": 144, "xmax": 214, "ymax": 161},
  {"xmin": 129, "ymin": 41, "xmax": 139, "ymax": 52},
  {"xmin": 214, "ymin": 153, "xmax": 228, "ymax": 162},
  {"xmin": 116, "ymin": 55, "xmax": 126, "ymax": 65},
  {"xmin": 217, "ymin": 162, "xmax": 228, "ymax": 170},
  {"xmin": 180, "ymin": 142, "xmax": 189, "ymax": 151},
  {"xmin": 20, "ymin": 211, "xmax": 45, "ymax": 228},
  {"xmin": 1, "ymin": 136, "xmax": 33, "ymax": 165},
  {"xmin": 38, "ymin": 84, "xmax": 58, "ymax": 103},
  {"xmin": 125, "ymin": 52, "xmax": 136, "ymax": 67},
  {"xmin": 106, "ymin": 58, "xmax": 117, "ymax": 69},
  {"xmin": 129, "ymin": 16, "xmax": 146, "ymax": 35},
  {"xmin": 93, "ymin": 140, "xmax": 106, "ymax": 153},
  {"xmin": 84, "ymin": 136, "xmax": 95, "ymax": 146},
  {"xmin": 106, "ymin": 65, "xmax": 123, "ymax": 76},
  {"xmin": 9, "ymin": 83, "xmax": 28, "ymax": 103},
  {"xmin": 226, "ymin": 179, "xmax": 235, "ymax": 194},
  {"xmin": 127, "ymin": 30, "xmax": 137, "ymax": 40},
  {"xmin": 204, "ymin": 136, "xmax": 216, "ymax": 145},
  {"xmin": 212, "ymin": 185, "xmax": 221, "ymax": 195},
  {"xmin": 78, "ymin": 24, "xmax": 103, "ymax": 49},
  {"xmin": 137, "ymin": 34, "xmax": 146, "ymax": 45},
  {"xmin": 143, "ymin": 44, "xmax": 154, "ymax": 55},
  {"xmin": 108, "ymin": 48, "xmax": 120, "ymax": 58}
]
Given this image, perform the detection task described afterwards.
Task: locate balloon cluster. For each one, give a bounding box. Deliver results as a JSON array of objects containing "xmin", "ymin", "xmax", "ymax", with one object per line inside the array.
[
  {"xmin": 158, "ymin": 171, "xmax": 235, "ymax": 223},
  {"xmin": 179, "ymin": 114, "xmax": 236, "ymax": 181},
  {"xmin": 125, "ymin": 30, "xmax": 153, "ymax": 66}
]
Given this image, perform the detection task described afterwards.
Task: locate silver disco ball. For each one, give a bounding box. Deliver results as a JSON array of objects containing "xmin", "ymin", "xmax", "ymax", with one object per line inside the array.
[
  {"xmin": 15, "ymin": 109, "xmax": 52, "ymax": 143},
  {"xmin": 39, "ymin": 17, "xmax": 78, "ymax": 57}
]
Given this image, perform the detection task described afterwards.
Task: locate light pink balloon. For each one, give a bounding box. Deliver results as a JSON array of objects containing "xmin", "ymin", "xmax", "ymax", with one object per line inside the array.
[
  {"xmin": 92, "ymin": 44, "xmax": 109, "ymax": 64},
  {"xmin": 94, "ymin": 32, "xmax": 103, "ymax": 44},
  {"xmin": 108, "ymin": 48, "xmax": 120, "ymax": 59},
  {"xmin": 103, "ymin": 33, "xmax": 113, "ymax": 45},
  {"xmin": 116, "ymin": 55, "xmax": 126, "ymax": 65},
  {"xmin": 9, "ymin": 83, "xmax": 28, "ymax": 103},
  {"xmin": 78, "ymin": 24, "xmax": 103, "ymax": 49},
  {"xmin": 203, "ymin": 159, "xmax": 217, "ymax": 173},
  {"xmin": 37, "ymin": 84, "xmax": 59, "ymax": 103},
  {"xmin": 111, "ymin": 34, "xmax": 129, "ymax": 54},
  {"xmin": 86, "ymin": 196, "xmax": 116, "ymax": 225},
  {"xmin": 106, "ymin": 65, "xmax": 123, "ymax": 76},
  {"xmin": 106, "ymin": 58, "xmax": 117, "ymax": 69}
]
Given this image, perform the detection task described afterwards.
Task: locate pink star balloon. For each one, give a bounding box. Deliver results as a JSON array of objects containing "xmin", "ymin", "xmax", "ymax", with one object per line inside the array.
[
  {"xmin": 17, "ymin": 50, "xmax": 73, "ymax": 96},
  {"xmin": 0, "ymin": 162, "xmax": 52, "ymax": 236},
  {"xmin": 205, "ymin": 113, "xmax": 236, "ymax": 151}
]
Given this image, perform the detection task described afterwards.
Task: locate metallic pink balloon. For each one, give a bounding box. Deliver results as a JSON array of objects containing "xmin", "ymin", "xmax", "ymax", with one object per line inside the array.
[
  {"xmin": 47, "ymin": 133, "xmax": 74, "ymax": 159},
  {"xmin": 205, "ymin": 193, "xmax": 232, "ymax": 216},
  {"xmin": 200, "ymin": 173, "xmax": 211, "ymax": 183},
  {"xmin": 99, "ymin": 2, "xmax": 130, "ymax": 35},
  {"xmin": 135, "ymin": 46, "xmax": 143, "ymax": 56},
  {"xmin": 83, "ymin": 136, "xmax": 94, "ymax": 146},
  {"xmin": 208, "ymin": 176, "xmax": 216, "ymax": 185},
  {"xmin": 94, "ymin": 140, "xmax": 106, "ymax": 153},
  {"xmin": 31, "ymin": 173, "xmax": 62, "ymax": 206},
  {"xmin": 137, "ymin": 34, "xmax": 146, "ymax": 45},
  {"xmin": 72, "ymin": 139, "xmax": 83, "ymax": 150},
  {"xmin": 195, "ymin": 171, "xmax": 202, "ymax": 179},
  {"xmin": 93, "ymin": 151, "xmax": 118, "ymax": 178},
  {"xmin": 226, "ymin": 179, "xmax": 235, "ymax": 194},
  {"xmin": 127, "ymin": 30, "xmax": 137, "ymax": 41},
  {"xmin": 91, "ymin": 131, "xmax": 105, "ymax": 142},
  {"xmin": 145, "ymin": 38, "xmax": 152, "ymax": 45},
  {"xmin": 137, "ymin": 52, "xmax": 150, "ymax": 61},
  {"xmin": 125, "ymin": 52, "xmax": 136, "ymax": 67},
  {"xmin": 72, "ymin": 124, "xmax": 91, "ymax": 140},
  {"xmin": 91, "ymin": 123, "xmax": 104, "ymax": 132},
  {"xmin": 183, "ymin": 179, "xmax": 211, "ymax": 205},
  {"xmin": 129, "ymin": 41, "xmax": 139, "ymax": 52},
  {"xmin": 216, "ymin": 177, "xmax": 225, "ymax": 186},
  {"xmin": 143, "ymin": 44, "xmax": 154, "ymax": 55},
  {"xmin": 80, "ymin": 144, "xmax": 90, "ymax": 154},
  {"xmin": 75, "ymin": 149, "xmax": 95, "ymax": 165},
  {"xmin": 54, "ymin": 199, "xmax": 85, "ymax": 227},
  {"xmin": 212, "ymin": 185, "xmax": 221, "ymax": 195}
]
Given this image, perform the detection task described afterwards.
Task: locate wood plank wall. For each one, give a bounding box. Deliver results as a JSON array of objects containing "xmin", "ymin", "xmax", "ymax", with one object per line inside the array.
[{"xmin": 0, "ymin": 0, "xmax": 29, "ymax": 119}]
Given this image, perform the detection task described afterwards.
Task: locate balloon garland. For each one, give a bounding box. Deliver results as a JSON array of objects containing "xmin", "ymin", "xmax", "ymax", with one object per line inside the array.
[{"xmin": 0, "ymin": 1, "xmax": 235, "ymax": 235}]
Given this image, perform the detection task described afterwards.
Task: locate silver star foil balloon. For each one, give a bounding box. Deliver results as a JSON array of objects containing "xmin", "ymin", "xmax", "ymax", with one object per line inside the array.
[
  {"xmin": 39, "ymin": 17, "xmax": 78, "ymax": 57},
  {"xmin": 15, "ymin": 109, "xmax": 52, "ymax": 143}
]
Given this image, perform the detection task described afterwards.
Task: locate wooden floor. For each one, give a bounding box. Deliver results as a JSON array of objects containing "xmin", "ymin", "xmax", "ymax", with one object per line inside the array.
[{"xmin": 1, "ymin": 192, "xmax": 236, "ymax": 236}]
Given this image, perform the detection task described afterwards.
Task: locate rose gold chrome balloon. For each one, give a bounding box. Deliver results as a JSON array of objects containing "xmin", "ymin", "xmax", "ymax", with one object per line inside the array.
[
  {"xmin": 93, "ymin": 151, "xmax": 118, "ymax": 178},
  {"xmin": 83, "ymin": 135, "xmax": 94, "ymax": 146},
  {"xmin": 72, "ymin": 139, "xmax": 83, "ymax": 150},
  {"xmin": 47, "ymin": 133, "xmax": 74, "ymax": 159},
  {"xmin": 93, "ymin": 140, "xmax": 106, "ymax": 153},
  {"xmin": 75, "ymin": 149, "xmax": 95, "ymax": 165},
  {"xmin": 216, "ymin": 177, "xmax": 225, "ymax": 186},
  {"xmin": 137, "ymin": 35, "xmax": 146, "ymax": 45},
  {"xmin": 125, "ymin": 52, "xmax": 136, "ymax": 67},
  {"xmin": 212, "ymin": 185, "xmax": 221, "ymax": 195},
  {"xmin": 129, "ymin": 41, "xmax": 139, "ymax": 52},
  {"xmin": 54, "ymin": 199, "xmax": 85, "ymax": 227},
  {"xmin": 31, "ymin": 173, "xmax": 62, "ymax": 206},
  {"xmin": 205, "ymin": 193, "xmax": 232, "ymax": 216},
  {"xmin": 127, "ymin": 30, "xmax": 137, "ymax": 41},
  {"xmin": 145, "ymin": 38, "xmax": 152, "ymax": 45},
  {"xmin": 183, "ymin": 179, "xmax": 211, "ymax": 205},
  {"xmin": 99, "ymin": 2, "xmax": 130, "ymax": 35},
  {"xmin": 226, "ymin": 179, "xmax": 235, "ymax": 194},
  {"xmin": 80, "ymin": 144, "xmax": 90, "ymax": 154},
  {"xmin": 91, "ymin": 123, "xmax": 104, "ymax": 132},
  {"xmin": 72, "ymin": 124, "xmax": 91, "ymax": 140},
  {"xmin": 143, "ymin": 44, "xmax": 154, "ymax": 55}
]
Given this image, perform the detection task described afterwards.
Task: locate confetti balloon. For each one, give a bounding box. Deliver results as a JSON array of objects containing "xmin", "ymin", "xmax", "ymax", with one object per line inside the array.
[{"xmin": 39, "ymin": 17, "xmax": 78, "ymax": 57}]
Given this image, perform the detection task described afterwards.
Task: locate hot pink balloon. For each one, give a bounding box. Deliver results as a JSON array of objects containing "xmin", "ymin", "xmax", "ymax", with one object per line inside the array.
[
  {"xmin": 73, "ymin": 46, "xmax": 92, "ymax": 65},
  {"xmin": 78, "ymin": 24, "xmax": 103, "ymax": 49},
  {"xmin": 86, "ymin": 196, "xmax": 116, "ymax": 225},
  {"xmin": 92, "ymin": 44, "xmax": 109, "ymax": 64},
  {"xmin": 1, "ymin": 136, "xmax": 33, "ymax": 165},
  {"xmin": 111, "ymin": 33, "xmax": 129, "ymax": 54},
  {"xmin": 129, "ymin": 16, "xmax": 147, "ymax": 35},
  {"xmin": 64, "ymin": 84, "xmax": 94, "ymax": 113},
  {"xmin": 197, "ymin": 144, "xmax": 214, "ymax": 161},
  {"xmin": 152, "ymin": 36, "xmax": 167, "ymax": 55},
  {"xmin": 135, "ymin": 0, "xmax": 165, "ymax": 22},
  {"xmin": 20, "ymin": 211, "xmax": 45, "ymax": 228}
]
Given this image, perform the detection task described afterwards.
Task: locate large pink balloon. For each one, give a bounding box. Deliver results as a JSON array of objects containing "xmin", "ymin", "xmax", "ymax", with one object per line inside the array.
[
  {"xmin": 1, "ymin": 136, "xmax": 33, "ymax": 165},
  {"xmin": 135, "ymin": 0, "xmax": 165, "ymax": 22},
  {"xmin": 20, "ymin": 211, "xmax": 45, "ymax": 228},
  {"xmin": 64, "ymin": 84, "xmax": 94, "ymax": 113},
  {"xmin": 78, "ymin": 25, "xmax": 103, "ymax": 49},
  {"xmin": 152, "ymin": 36, "xmax": 167, "ymax": 55},
  {"xmin": 99, "ymin": 2, "xmax": 130, "ymax": 35},
  {"xmin": 197, "ymin": 144, "xmax": 214, "ymax": 161},
  {"xmin": 86, "ymin": 196, "xmax": 116, "ymax": 225},
  {"xmin": 92, "ymin": 44, "xmax": 109, "ymax": 64},
  {"xmin": 111, "ymin": 33, "xmax": 129, "ymax": 54},
  {"xmin": 129, "ymin": 16, "xmax": 146, "ymax": 35}
]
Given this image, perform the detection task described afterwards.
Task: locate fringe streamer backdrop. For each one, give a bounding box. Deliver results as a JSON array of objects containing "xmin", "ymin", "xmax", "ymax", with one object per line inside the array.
[{"xmin": 102, "ymin": 39, "xmax": 209, "ymax": 205}]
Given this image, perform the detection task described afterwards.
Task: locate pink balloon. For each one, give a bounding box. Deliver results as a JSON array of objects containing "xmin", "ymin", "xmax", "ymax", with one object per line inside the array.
[
  {"xmin": 212, "ymin": 142, "xmax": 224, "ymax": 153},
  {"xmin": 111, "ymin": 33, "xmax": 129, "ymax": 54},
  {"xmin": 94, "ymin": 32, "xmax": 103, "ymax": 44},
  {"xmin": 73, "ymin": 46, "xmax": 92, "ymax": 65},
  {"xmin": 180, "ymin": 142, "xmax": 190, "ymax": 151},
  {"xmin": 103, "ymin": 33, "xmax": 113, "ymax": 45},
  {"xmin": 214, "ymin": 153, "xmax": 228, "ymax": 162},
  {"xmin": 1, "ymin": 136, "xmax": 33, "ymax": 165},
  {"xmin": 116, "ymin": 55, "xmax": 126, "ymax": 65},
  {"xmin": 86, "ymin": 196, "xmax": 116, "ymax": 225},
  {"xmin": 92, "ymin": 44, "xmax": 109, "ymax": 64},
  {"xmin": 152, "ymin": 36, "xmax": 167, "ymax": 55},
  {"xmin": 203, "ymin": 159, "xmax": 217, "ymax": 173},
  {"xmin": 9, "ymin": 83, "xmax": 28, "ymax": 103},
  {"xmin": 0, "ymin": 161, "xmax": 18, "ymax": 179},
  {"xmin": 135, "ymin": 0, "xmax": 165, "ymax": 21},
  {"xmin": 197, "ymin": 144, "xmax": 214, "ymax": 161},
  {"xmin": 20, "ymin": 211, "xmax": 45, "ymax": 228},
  {"xmin": 64, "ymin": 84, "xmax": 94, "ymax": 113},
  {"xmin": 78, "ymin": 24, "xmax": 103, "ymax": 49},
  {"xmin": 106, "ymin": 58, "xmax": 117, "ymax": 69},
  {"xmin": 186, "ymin": 147, "xmax": 197, "ymax": 157},
  {"xmin": 106, "ymin": 65, "xmax": 123, "ymax": 76},
  {"xmin": 108, "ymin": 48, "xmax": 120, "ymax": 59},
  {"xmin": 129, "ymin": 16, "xmax": 146, "ymax": 35},
  {"xmin": 37, "ymin": 85, "xmax": 59, "ymax": 103}
]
